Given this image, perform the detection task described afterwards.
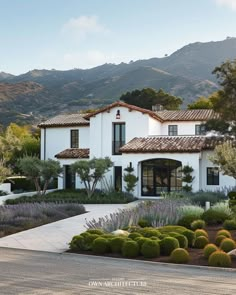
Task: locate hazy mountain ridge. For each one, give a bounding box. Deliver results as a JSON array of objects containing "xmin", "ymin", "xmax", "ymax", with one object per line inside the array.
[{"xmin": 0, "ymin": 38, "xmax": 235, "ymax": 126}]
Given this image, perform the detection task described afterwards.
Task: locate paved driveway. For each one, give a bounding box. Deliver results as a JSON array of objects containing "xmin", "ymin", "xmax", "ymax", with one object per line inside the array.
[
  {"xmin": 0, "ymin": 248, "xmax": 235, "ymax": 295},
  {"xmin": 0, "ymin": 202, "xmax": 139, "ymax": 252}
]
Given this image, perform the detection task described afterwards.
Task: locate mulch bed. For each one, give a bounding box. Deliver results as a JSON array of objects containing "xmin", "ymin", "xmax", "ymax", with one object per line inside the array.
[{"xmin": 69, "ymin": 225, "xmax": 236, "ymax": 268}]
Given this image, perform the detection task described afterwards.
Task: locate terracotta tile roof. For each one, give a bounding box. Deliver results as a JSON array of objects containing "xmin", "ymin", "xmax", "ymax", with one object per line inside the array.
[
  {"xmin": 203, "ymin": 136, "xmax": 236, "ymax": 150},
  {"xmin": 55, "ymin": 148, "xmax": 89, "ymax": 159},
  {"xmin": 156, "ymin": 109, "xmax": 218, "ymax": 121},
  {"xmin": 155, "ymin": 109, "xmax": 218, "ymax": 121},
  {"xmin": 120, "ymin": 136, "xmax": 207, "ymax": 153},
  {"xmin": 38, "ymin": 113, "xmax": 89, "ymax": 128},
  {"xmin": 84, "ymin": 101, "xmax": 164, "ymax": 122}
]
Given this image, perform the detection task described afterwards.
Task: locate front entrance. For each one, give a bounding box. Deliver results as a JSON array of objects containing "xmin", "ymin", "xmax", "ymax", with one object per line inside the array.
[
  {"xmin": 141, "ymin": 159, "xmax": 182, "ymax": 196},
  {"xmin": 64, "ymin": 165, "xmax": 76, "ymax": 189}
]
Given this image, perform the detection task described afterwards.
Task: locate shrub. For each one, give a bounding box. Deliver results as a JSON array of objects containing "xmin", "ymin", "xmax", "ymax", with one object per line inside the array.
[
  {"xmin": 141, "ymin": 228, "xmax": 161, "ymax": 238},
  {"xmin": 160, "ymin": 237, "xmax": 179, "ymax": 256},
  {"xmin": 215, "ymin": 235, "xmax": 227, "ymax": 246},
  {"xmin": 223, "ymin": 219, "xmax": 236, "ymax": 230},
  {"xmin": 195, "ymin": 229, "xmax": 209, "ymax": 239},
  {"xmin": 138, "ymin": 218, "xmax": 152, "ymax": 228},
  {"xmin": 191, "ymin": 219, "xmax": 206, "ymax": 230},
  {"xmin": 86, "ymin": 229, "xmax": 104, "ymax": 235},
  {"xmin": 69, "ymin": 235, "xmax": 85, "ymax": 250},
  {"xmin": 208, "ymin": 250, "xmax": 232, "ymax": 267},
  {"xmin": 220, "ymin": 238, "xmax": 236, "ymax": 253},
  {"xmin": 182, "ymin": 230, "xmax": 196, "ymax": 247},
  {"xmin": 82, "ymin": 233, "xmax": 100, "ymax": 250},
  {"xmin": 168, "ymin": 233, "xmax": 188, "ymax": 248},
  {"xmin": 190, "ymin": 191, "xmax": 227, "ymax": 207},
  {"xmin": 141, "ymin": 240, "xmax": 160, "ymax": 258},
  {"xmin": 194, "ymin": 236, "xmax": 209, "ymax": 249},
  {"xmin": 135, "ymin": 237, "xmax": 151, "ymax": 249},
  {"xmin": 110, "ymin": 237, "xmax": 127, "ymax": 253},
  {"xmin": 92, "ymin": 237, "xmax": 110, "ymax": 254},
  {"xmin": 211, "ymin": 202, "xmax": 232, "ymax": 217},
  {"xmin": 203, "ymin": 244, "xmax": 218, "ymax": 259},
  {"xmin": 202, "ymin": 209, "xmax": 229, "ymax": 225},
  {"xmin": 228, "ymin": 191, "xmax": 236, "ymax": 200},
  {"xmin": 178, "ymin": 205, "xmax": 204, "ymax": 219},
  {"xmin": 158, "ymin": 225, "xmax": 187, "ymax": 234},
  {"xmin": 216, "ymin": 229, "xmax": 232, "ymax": 239},
  {"xmin": 177, "ymin": 215, "xmax": 200, "ymax": 229},
  {"xmin": 122, "ymin": 240, "xmax": 139, "ymax": 258},
  {"xmin": 170, "ymin": 248, "xmax": 190, "ymax": 264},
  {"xmin": 159, "ymin": 233, "xmax": 169, "ymax": 240},
  {"xmin": 128, "ymin": 232, "xmax": 142, "ymax": 240}
]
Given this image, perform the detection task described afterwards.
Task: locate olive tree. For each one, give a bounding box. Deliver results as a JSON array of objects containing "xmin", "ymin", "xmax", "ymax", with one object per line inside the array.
[
  {"xmin": 209, "ymin": 141, "xmax": 236, "ymax": 179},
  {"xmin": 71, "ymin": 157, "xmax": 113, "ymax": 198},
  {"xmin": 18, "ymin": 156, "xmax": 62, "ymax": 195}
]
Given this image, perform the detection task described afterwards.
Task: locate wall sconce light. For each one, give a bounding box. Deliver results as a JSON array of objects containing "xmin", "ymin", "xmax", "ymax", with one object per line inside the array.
[{"xmin": 116, "ymin": 110, "xmax": 120, "ymax": 119}]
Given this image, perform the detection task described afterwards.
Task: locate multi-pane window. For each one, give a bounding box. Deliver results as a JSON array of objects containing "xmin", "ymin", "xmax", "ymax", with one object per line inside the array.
[
  {"xmin": 114, "ymin": 166, "xmax": 122, "ymax": 191},
  {"xmin": 113, "ymin": 123, "xmax": 125, "ymax": 155},
  {"xmin": 71, "ymin": 130, "xmax": 79, "ymax": 148},
  {"xmin": 207, "ymin": 167, "xmax": 219, "ymax": 185},
  {"xmin": 168, "ymin": 125, "xmax": 178, "ymax": 136},
  {"xmin": 195, "ymin": 124, "xmax": 206, "ymax": 135}
]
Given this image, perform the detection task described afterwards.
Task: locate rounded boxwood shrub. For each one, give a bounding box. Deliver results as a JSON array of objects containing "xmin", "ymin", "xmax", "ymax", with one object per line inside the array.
[
  {"xmin": 158, "ymin": 225, "xmax": 187, "ymax": 234},
  {"xmin": 191, "ymin": 219, "xmax": 206, "ymax": 230},
  {"xmin": 216, "ymin": 229, "xmax": 232, "ymax": 239},
  {"xmin": 178, "ymin": 215, "xmax": 199, "ymax": 229},
  {"xmin": 215, "ymin": 235, "xmax": 227, "ymax": 246},
  {"xmin": 194, "ymin": 236, "xmax": 209, "ymax": 249},
  {"xmin": 138, "ymin": 218, "xmax": 152, "ymax": 228},
  {"xmin": 168, "ymin": 233, "xmax": 188, "ymax": 249},
  {"xmin": 208, "ymin": 250, "xmax": 232, "ymax": 267},
  {"xmin": 141, "ymin": 228, "xmax": 161, "ymax": 238},
  {"xmin": 86, "ymin": 229, "xmax": 104, "ymax": 235},
  {"xmin": 203, "ymin": 244, "xmax": 218, "ymax": 259},
  {"xmin": 69, "ymin": 235, "xmax": 85, "ymax": 250},
  {"xmin": 78, "ymin": 233, "xmax": 100, "ymax": 250},
  {"xmin": 170, "ymin": 248, "xmax": 190, "ymax": 264},
  {"xmin": 141, "ymin": 240, "xmax": 160, "ymax": 258},
  {"xmin": 160, "ymin": 237, "xmax": 179, "ymax": 256},
  {"xmin": 101, "ymin": 234, "xmax": 115, "ymax": 239},
  {"xmin": 182, "ymin": 229, "xmax": 196, "ymax": 247},
  {"xmin": 220, "ymin": 238, "xmax": 236, "ymax": 253},
  {"xmin": 202, "ymin": 209, "xmax": 229, "ymax": 225},
  {"xmin": 223, "ymin": 219, "xmax": 236, "ymax": 230},
  {"xmin": 135, "ymin": 237, "xmax": 151, "ymax": 249},
  {"xmin": 159, "ymin": 233, "xmax": 169, "ymax": 240},
  {"xmin": 92, "ymin": 237, "xmax": 110, "ymax": 254},
  {"xmin": 195, "ymin": 229, "xmax": 209, "ymax": 239},
  {"xmin": 122, "ymin": 240, "xmax": 139, "ymax": 258},
  {"xmin": 128, "ymin": 232, "xmax": 142, "ymax": 240},
  {"xmin": 110, "ymin": 237, "xmax": 127, "ymax": 253}
]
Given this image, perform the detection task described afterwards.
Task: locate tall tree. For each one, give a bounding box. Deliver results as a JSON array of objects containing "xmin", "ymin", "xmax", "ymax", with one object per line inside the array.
[
  {"xmin": 205, "ymin": 60, "xmax": 236, "ymax": 135},
  {"xmin": 188, "ymin": 96, "xmax": 213, "ymax": 109},
  {"xmin": 120, "ymin": 88, "xmax": 182, "ymax": 110}
]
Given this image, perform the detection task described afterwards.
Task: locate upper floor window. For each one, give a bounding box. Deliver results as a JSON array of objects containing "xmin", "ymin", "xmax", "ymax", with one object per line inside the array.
[
  {"xmin": 71, "ymin": 130, "xmax": 79, "ymax": 148},
  {"xmin": 168, "ymin": 125, "xmax": 178, "ymax": 136},
  {"xmin": 195, "ymin": 124, "xmax": 206, "ymax": 135},
  {"xmin": 207, "ymin": 167, "xmax": 219, "ymax": 185},
  {"xmin": 113, "ymin": 123, "xmax": 125, "ymax": 155}
]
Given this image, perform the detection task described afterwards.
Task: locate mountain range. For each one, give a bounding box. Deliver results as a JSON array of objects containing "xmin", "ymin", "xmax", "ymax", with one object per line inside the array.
[{"xmin": 1, "ymin": 37, "xmax": 236, "ymax": 126}]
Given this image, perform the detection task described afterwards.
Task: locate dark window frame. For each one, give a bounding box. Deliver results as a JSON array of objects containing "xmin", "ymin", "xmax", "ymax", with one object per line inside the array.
[
  {"xmin": 207, "ymin": 167, "xmax": 219, "ymax": 185},
  {"xmin": 112, "ymin": 123, "xmax": 125, "ymax": 155},
  {"xmin": 168, "ymin": 125, "xmax": 178, "ymax": 136},
  {"xmin": 114, "ymin": 166, "xmax": 122, "ymax": 191},
  {"xmin": 71, "ymin": 129, "xmax": 79, "ymax": 148},
  {"xmin": 195, "ymin": 124, "xmax": 206, "ymax": 135}
]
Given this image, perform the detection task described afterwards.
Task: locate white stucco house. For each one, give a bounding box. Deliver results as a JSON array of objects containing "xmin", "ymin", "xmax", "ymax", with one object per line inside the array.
[{"xmin": 38, "ymin": 101, "xmax": 236, "ymax": 198}]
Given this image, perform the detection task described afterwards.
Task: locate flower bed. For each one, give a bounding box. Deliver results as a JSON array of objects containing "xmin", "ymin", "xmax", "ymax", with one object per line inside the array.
[{"xmin": 0, "ymin": 203, "xmax": 86, "ymax": 237}]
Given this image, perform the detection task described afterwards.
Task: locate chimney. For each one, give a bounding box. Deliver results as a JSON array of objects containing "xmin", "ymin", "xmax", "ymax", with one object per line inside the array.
[{"xmin": 152, "ymin": 104, "xmax": 164, "ymax": 111}]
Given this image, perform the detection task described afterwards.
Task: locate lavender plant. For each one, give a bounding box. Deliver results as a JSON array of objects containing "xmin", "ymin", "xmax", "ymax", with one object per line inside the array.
[{"xmin": 85, "ymin": 198, "xmax": 190, "ymax": 232}]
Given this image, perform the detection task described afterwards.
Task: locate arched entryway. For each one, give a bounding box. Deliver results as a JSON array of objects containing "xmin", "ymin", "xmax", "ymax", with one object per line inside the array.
[{"xmin": 141, "ymin": 159, "xmax": 182, "ymax": 196}]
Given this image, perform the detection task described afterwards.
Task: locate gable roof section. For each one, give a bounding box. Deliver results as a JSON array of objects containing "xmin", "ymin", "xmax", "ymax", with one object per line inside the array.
[
  {"xmin": 120, "ymin": 136, "xmax": 206, "ymax": 153},
  {"xmin": 155, "ymin": 109, "xmax": 218, "ymax": 121},
  {"xmin": 84, "ymin": 101, "xmax": 164, "ymax": 122},
  {"xmin": 55, "ymin": 148, "xmax": 89, "ymax": 159},
  {"xmin": 38, "ymin": 113, "xmax": 89, "ymax": 128}
]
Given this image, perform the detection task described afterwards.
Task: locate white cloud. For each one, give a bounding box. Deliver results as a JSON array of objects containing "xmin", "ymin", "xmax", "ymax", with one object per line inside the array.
[
  {"xmin": 215, "ymin": 0, "xmax": 236, "ymax": 10},
  {"xmin": 63, "ymin": 50, "xmax": 119, "ymax": 69},
  {"xmin": 62, "ymin": 16, "xmax": 109, "ymax": 40}
]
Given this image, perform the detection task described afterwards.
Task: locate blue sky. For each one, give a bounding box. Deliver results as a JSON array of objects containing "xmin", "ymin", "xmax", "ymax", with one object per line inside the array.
[{"xmin": 0, "ymin": 0, "xmax": 236, "ymax": 74}]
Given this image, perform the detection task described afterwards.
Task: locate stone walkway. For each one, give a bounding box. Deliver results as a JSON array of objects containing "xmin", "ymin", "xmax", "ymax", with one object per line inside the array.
[{"xmin": 0, "ymin": 202, "xmax": 139, "ymax": 253}]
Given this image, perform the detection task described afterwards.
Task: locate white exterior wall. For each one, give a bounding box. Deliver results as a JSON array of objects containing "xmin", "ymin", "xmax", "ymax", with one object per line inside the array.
[
  {"xmin": 161, "ymin": 121, "xmax": 203, "ymax": 136},
  {"xmin": 121, "ymin": 152, "xmax": 201, "ymax": 198},
  {"xmin": 89, "ymin": 106, "xmax": 150, "ymax": 160},
  {"xmin": 148, "ymin": 117, "xmax": 162, "ymax": 135},
  {"xmin": 200, "ymin": 151, "xmax": 236, "ymax": 192},
  {"xmin": 40, "ymin": 126, "xmax": 90, "ymax": 160}
]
